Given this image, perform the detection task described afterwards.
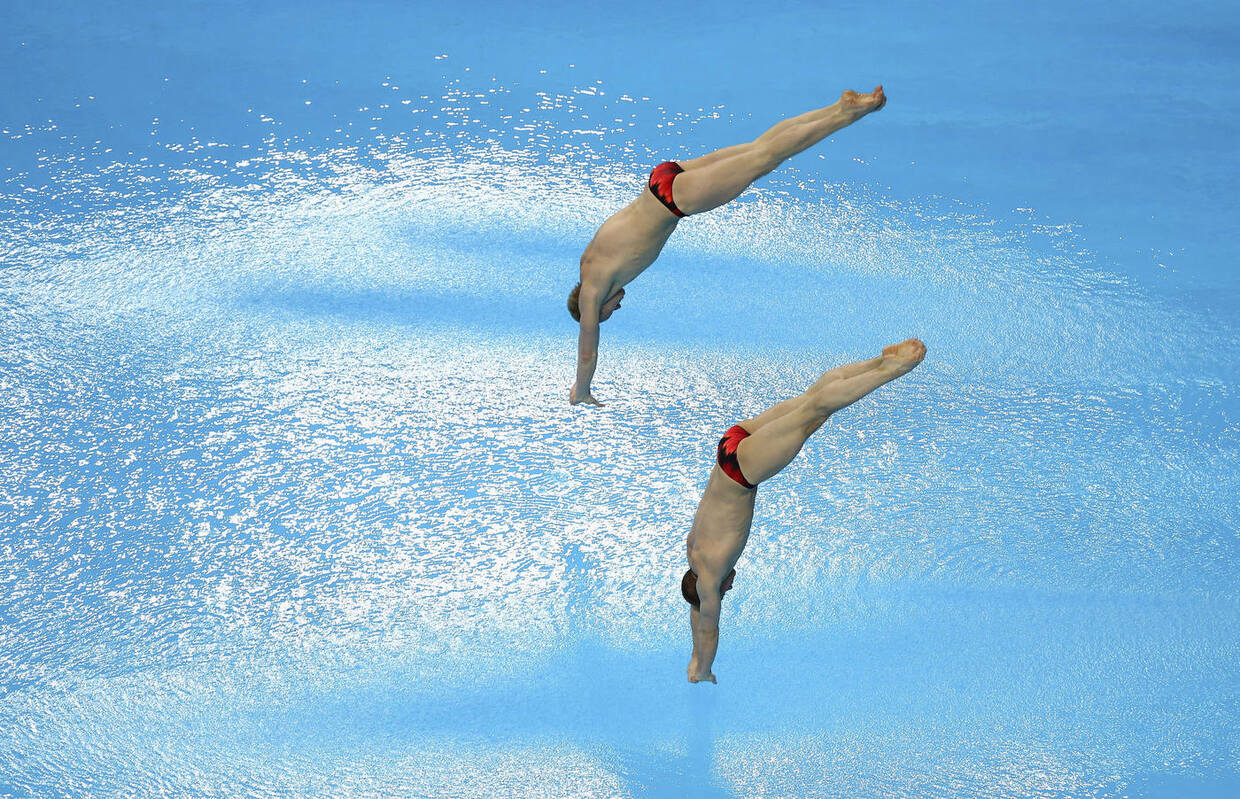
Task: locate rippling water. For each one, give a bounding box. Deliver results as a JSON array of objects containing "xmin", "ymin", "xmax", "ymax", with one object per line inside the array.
[{"xmin": 3, "ymin": 8, "xmax": 1240, "ymax": 797}]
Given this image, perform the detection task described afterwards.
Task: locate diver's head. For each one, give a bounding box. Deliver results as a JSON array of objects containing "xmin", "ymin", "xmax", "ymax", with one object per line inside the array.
[
  {"xmin": 680, "ymin": 567, "xmax": 737, "ymax": 609},
  {"xmin": 567, "ymin": 283, "xmax": 583, "ymax": 321}
]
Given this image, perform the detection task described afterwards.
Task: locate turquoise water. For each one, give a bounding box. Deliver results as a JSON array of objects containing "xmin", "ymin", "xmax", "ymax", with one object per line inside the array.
[{"xmin": 2, "ymin": 1, "xmax": 1238, "ymax": 796}]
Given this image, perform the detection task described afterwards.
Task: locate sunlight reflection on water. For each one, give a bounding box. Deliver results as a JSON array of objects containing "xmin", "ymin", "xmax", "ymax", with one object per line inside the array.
[{"xmin": 2, "ymin": 64, "xmax": 1238, "ymax": 797}]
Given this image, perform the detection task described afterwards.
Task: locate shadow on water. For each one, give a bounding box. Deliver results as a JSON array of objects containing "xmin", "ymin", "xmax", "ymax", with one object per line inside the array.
[
  {"xmin": 558, "ymin": 542, "xmax": 737, "ymax": 798},
  {"xmin": 593, "ymin": 690, "xmax": 736, "ymax": 799},
  {"xmin": 266, "ymin": 543, "xmax": 741, "ymax": 796},
  {"xmin": 1127, "ymin": 770, "xmax": 1240, "ymax": 799},
  {"xmin": 250, "ymin": 584, "xmax": 1240, "ymax": 795}
]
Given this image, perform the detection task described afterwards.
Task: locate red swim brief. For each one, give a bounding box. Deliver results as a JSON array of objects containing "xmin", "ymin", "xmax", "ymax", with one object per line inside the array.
[
  {"xmin": 648, "ymin": 161, "xmax": 685, "ymax": 218},
  {"xmin": 716, "ymin": 425, "xmax": 755, "ymax": 489}
]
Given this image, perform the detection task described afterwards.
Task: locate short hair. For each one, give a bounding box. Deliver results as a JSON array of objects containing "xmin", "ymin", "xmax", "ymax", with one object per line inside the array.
[
  {"xmin": 681, "ymin": 568, "xmax": 736, "ymax": 609},
  {"xmin": 567, "ymin": 282, "xmax": 582, "ymax": 322}
]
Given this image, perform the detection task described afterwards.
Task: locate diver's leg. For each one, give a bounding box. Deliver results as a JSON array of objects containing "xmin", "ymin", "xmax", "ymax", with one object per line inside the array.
[
  {"xmin": 672, "ymin": 103, "xmax": 832, "ymax": 172},
  {"xmin": 735, "ymin": 339, "xmax": 925, "ymax": 485},
  {"xmin": 673, "ymin": 87, "xmax": 886, "ymax": 215},
  {"xmin": 675, "ymin": 141, "xmax": 751, "ymax": 171},
  {"xmin": 739, "ymin": 355, "xmax": 885, "ymax": 434},
  {"xmin": 678, "ymin": 89, "xmax": 885, "ymax": 172}
]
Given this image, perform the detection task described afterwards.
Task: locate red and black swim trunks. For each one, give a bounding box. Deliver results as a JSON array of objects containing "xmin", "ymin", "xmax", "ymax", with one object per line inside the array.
[
  {"xmin": 648, "ymin": 161, "xmax": 685, "ymax": 218},
  {"xmin": 716, "ymin": 425, "xmax": 755, "ymax": 490}
]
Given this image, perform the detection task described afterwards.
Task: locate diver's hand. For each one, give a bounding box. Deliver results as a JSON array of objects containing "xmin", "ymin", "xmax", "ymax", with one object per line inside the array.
[
  {"xmin": 687, "ymin": 656, "xmax": 716, "ymax": 684},
  {"xmin": 569, "ymin": 386, "xmax": 603, "ymax": 406}
]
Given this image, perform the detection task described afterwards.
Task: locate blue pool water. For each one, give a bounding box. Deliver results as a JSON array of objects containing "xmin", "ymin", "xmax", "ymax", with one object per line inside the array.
[{"xmin": 2, "ymin": 1, "xmax": 1238, "ymax": 796}]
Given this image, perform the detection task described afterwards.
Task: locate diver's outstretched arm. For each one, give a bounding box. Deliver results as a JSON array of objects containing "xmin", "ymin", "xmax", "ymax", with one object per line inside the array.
[
  {"xmin": 570, "ymin": 303, "xmax": 603, "ymax": 406},
  {"xmin": 688, "ymin": 582, "xmax": 722, "ymax": 684}
]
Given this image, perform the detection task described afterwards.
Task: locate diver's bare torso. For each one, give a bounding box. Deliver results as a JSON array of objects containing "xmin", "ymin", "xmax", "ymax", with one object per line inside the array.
[
  {"xmin": 572, "ymin": 88, "xmax": 887, "ymax": 406},
  {"xmin": 686, "ymin": 466, "xmax": 757, "ymax": 579},
  {"xmin": 578, "ymin": 191, "xmax": 679, "ymax": 301}
]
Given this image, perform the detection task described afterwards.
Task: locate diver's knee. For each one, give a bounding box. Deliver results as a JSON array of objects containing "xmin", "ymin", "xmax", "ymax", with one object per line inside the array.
[{"xmin": 747, "ymin": 144, "xmax": 781, "ymax": 176}]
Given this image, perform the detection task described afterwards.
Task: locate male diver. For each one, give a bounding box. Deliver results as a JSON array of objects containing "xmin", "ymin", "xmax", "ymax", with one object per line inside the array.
[
  {"xmin": 568, "ymin": 87, "xmax": 888, "ymax": 405},
  {"xmin": 683, "ymin": 338, "xmax": 926, "ymax": 683}
]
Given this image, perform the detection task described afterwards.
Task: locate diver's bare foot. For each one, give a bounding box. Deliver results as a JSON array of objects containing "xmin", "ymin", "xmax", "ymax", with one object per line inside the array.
[
  {"xmin": 880, "ymin": 337, "xmax": 926, "ymax": 376},
  {"xmin": 840, "ymin": 85, "xmax": 886, "ymax": 118}
]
